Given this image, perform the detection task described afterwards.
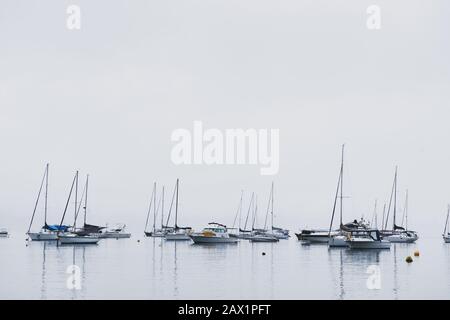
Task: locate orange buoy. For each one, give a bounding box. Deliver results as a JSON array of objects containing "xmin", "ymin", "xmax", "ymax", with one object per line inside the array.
[{"xmin": 414, "ymin": 250, "xmax": 420, "ymax": 257}]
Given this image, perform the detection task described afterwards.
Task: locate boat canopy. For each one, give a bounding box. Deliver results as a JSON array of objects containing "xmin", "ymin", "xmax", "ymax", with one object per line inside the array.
[{"xmin": 43, "ymin": 224, "xmax": 70, "ymax": 232}]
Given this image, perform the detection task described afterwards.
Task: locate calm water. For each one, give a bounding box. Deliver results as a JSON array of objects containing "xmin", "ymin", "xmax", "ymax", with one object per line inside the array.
[{"xmin": 0, "ymin": 234, "xmax": 449, "ymax": 299}]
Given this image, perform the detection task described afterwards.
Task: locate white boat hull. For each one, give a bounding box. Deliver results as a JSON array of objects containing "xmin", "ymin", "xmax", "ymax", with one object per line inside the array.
[
  {"xmin": 385, "ymin": 234, "xmax": 418, "ymax": 243},
  {"xmin": 348, "ymin": 239, "xmax": 391, "ymax": 250},
  {"xmin": 58, "ymin": 235, "xmax": 100, "ymax": 244},
  {"xmin": 99, "ymin": 232, "xmax": 131, "ymax": 239},
  {"xmin": 28, "ymin": 232, "xmax": 58, "ymax": 241},
  {"xmin": 328, "ymin": 235, "xmax": 349, "ymax": 247},
  {"xmin": 165, "ymin": 233, "xmax": 192, "ymax": 241},
  {"xmin": 190, "ymin": 235, "xmax": 238, "ymax": 244},
  {"xmin": 250, "ymin": 235, "xmax": 279, "ymax": 242}
]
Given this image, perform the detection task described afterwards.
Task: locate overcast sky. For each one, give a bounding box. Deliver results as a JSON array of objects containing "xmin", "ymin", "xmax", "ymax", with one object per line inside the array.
[{"xmin": 1, "ymin": 0, "xmax": 449, "ymax": 235}]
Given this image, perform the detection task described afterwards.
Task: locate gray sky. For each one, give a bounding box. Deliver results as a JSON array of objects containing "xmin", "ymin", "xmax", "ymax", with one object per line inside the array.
[{"xmin": 1, "ymin": 0, "xmax": 449, "ymax": 235}]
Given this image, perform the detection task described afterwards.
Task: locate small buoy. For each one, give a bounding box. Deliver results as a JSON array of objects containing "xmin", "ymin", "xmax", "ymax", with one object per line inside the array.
[
  {"xmin": 262, "ymin": 252, "xmax": 266, "ymax": 256},
  {"xmin": 414, "ymin": 250, "xmax": 420, "ymax": 257},
  {"xmin": 137, "ymin": 239, "xmax": 140, "ymax": 243},
  {"xmin": 406, "ymin": 256, "xmax": 413, "ymax": 263}
]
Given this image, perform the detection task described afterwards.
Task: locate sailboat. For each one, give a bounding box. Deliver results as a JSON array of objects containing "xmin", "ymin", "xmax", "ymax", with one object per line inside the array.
[
  {"xmin": 164, "ymin": 179, "xmax": 193, "ymax": 241},
  {"xmin": 262, "ymin": 182, "xmax": 289, "ymax": 240},
  {"xmin": 144, "ymin": 183, "xmax": 167, "ymax": 237},
  {"xmin": 58, "ymin": 172, "xmax": 101, "ymax": 245},
  {"xmin": 250, "ymin": 195, "xmax": 279, "ymax": 242},
  {"xmin": 380, "ymin": 168, "xmax": 418, "ymax": 243},
  {"xmin": 27, "ymin": 164, "xmax": 70, "ymax": 241},
  {"xmin": 328, "ymin": 145, "xmax": 370, "ymax": 248},
  {"xmin": 443, "ymin": 205, "xmax": 450, "ymax": 243}
]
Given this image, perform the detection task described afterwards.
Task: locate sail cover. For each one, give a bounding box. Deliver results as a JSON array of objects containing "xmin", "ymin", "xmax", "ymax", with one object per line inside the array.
[
  {"xmin": 43, "ymin": 224, "xmax": 70, "ymax": 232},
  {"xmin": 83, "ymin": 223, "xmax": 106, "ymax": 233},
  {"xmin": 394, "ymin": 224, "xmax": 405, "ymax": 231}
]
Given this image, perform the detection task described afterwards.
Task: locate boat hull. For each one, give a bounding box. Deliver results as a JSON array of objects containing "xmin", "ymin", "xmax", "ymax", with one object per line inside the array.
[
  {"xmin": 250, "ymin": 236, "xmax": 279, "ymax": 242},
  {"xmin": 165, "ymin": 233, "xmax": 192, "ymax": 241},
  {"xmin": 444, "ymin": 236, "xmax": 450, "ymax": 243},
  {"xmin": 348, "ymin": 240, "xmax": 391, "ymax": 250},
  {"xmin": 99, "ymin": 232, "xmax": 131, "ymax": 239},
  {"xmin": 28, "ymin": 232, "xmax": 58, "ymax": 241},
  {"xmin": 190, "ymin": 235, "xmax": 238, "ymax": 244},
  {"xmin": 145, "ymin": 231, "xmax": 165, "ymax": 237},
  {"xmin": 385, "ymin": 234, "xmax": 418, "ymax": 243},
  {"xmin": 328, "ymin": 235, "xmax": 349, "ymax": 247},
  {"xmin": 58, "ymin": 235, "xmax": 100, "ymax": 244},
  {"xmin": 299, "ymin": 234, "xmax": 330, "ymax": 243}
]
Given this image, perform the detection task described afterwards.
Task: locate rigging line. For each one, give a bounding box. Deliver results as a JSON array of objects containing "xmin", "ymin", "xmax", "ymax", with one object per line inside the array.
[
  {"xmin": 264, "ymin": 185, "xmax": 272, "ymax": 231},
  {"xmin": 27, "ymin": 164, "xmax": 48, "ymax": 233},
  {"xmin": 73, "ymin": 177, "xmax": 88, "ymax": 229},
  {"xmin": 242, "ymin": 192, "xmax": 254, "ymax": 231}
]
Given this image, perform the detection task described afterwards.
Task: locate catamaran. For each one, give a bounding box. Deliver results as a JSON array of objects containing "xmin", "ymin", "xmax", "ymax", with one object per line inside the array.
[
  {"xmin": 144, "ymin": 183, "xmax": 167, "ymax": 237},
  {"xmin": 380, "ymin": 167, "xmax": 418, "ymax": 243},
  {"xmin": 164, "ymin": 179, "xmax": 193, "ymax": 240},
  {"xmin": 27, "ymin": 164, "xmax": 70, "ymax": 241},
  {"xmin": 443, "ymin": 205, "xmax": 450, "ymax": 243},
  {"xmin": 57, "ymin": 172, "xmax": 101, "ymax": 245},
  {"xmin": 190, "ymin": 222, "xmax": 239, "ymax": 244}
]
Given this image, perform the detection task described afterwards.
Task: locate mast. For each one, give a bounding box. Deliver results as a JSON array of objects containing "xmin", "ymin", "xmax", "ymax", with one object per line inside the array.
[
  {"xmin": 271, "ymin": 182, "xmax": 274, "ymax": 230},
  {"xmin": 27, "ymin": 164, "xmax": 47, "ymax": 233},
  {"xmin": 384, "ymin": 168, "xmax": 396, "ymax": 230},
  {"xmin": 327, "ymin": 164, "xmax": 342, "ymax": 236},
  {"xmin": 44, "ymin": 163, "xmax": 49, "ymax": 225},
  {"xmin": 152, "ymin": 182, "xmax": 157, "ymax": 233},
  {"xmin": 232, "ymin": 190, "xmax": 243, "ymax": 229},
  {"xmin": 242, "ymin": 193, "xmax": 254, "ymax": 231},
  {"xmin": 252, "ymin": 195, "xmax": 258, "ymax": 230},
  {"xmin": 144, "ymin": 183, "xmax": 155, "ymax": 232},
  {"xmin": 444, "ymin": 205, "xmax": 450, "ymax": 236},
  {"xmin": 175, "ymin": 178, "xmax": 179, "ymax": 229},
  {"xmin": 381, "ymin": 203, "xmax": 386, "ymax": 231},
  {"xmin": 393, "ymin": 166, "xmax": 398, "ymax": 230},
  {"xmin": 339, "ymin": 145, "xmax": 344, "ymax": 226},
  {"xmin": 84, "ymin": 175, "xmax": 89, "ymax": 225},
  {"xmin": 73, "ymin": 171, "xmax": 79, "ymax": 230},
  {"xmin": 161, "ymin": 186, "xmax": 165, "ymax": 229},
  {"xmin": 58, "ymin": 171, "xmax": 78, "ymax": 232}
]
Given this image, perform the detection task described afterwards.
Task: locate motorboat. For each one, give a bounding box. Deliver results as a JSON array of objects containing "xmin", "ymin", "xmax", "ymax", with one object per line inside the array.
[
  {"xmin": 347, "ymin": 229, "xmax": 391, "ymax": 250},
  {"xmin": 190, "ymin": 223, "xmax": 238, "ymax": 244}
]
